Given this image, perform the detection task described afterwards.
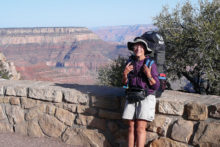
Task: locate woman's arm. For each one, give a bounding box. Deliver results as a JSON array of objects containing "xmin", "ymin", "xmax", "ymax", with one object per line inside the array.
[
  {"xmin": 122, "ymin": 62, "xmax": 133, "ymax": 85},
  {"xmin": 143, "ymin": 64, "xmax": 156, "ymax": 85},
  {"xmin": 143, "ymin": 63, "xmax": 160, "ymax": 90},
  {"xmin": 122, "ymin": 72, "xmax": 128, "ymax": 85}
]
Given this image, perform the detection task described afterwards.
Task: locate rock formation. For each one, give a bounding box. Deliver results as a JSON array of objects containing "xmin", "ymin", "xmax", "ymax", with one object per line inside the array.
[
  {"xmin": 0, "ymin": 52, "xmax": 20, "ymax": 80},
  {"xmin": 0, "ymin": 27, "xmax": 128, "ymax": 84}
]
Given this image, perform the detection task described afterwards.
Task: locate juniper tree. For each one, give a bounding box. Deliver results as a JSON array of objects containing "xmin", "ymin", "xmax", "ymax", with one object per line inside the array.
[
  {"xmin": 154, "ymin": 0, "xmax": 220, "ymax": 95},
  {"xmin": 97, "ymin": 56, "xmax": 128, "ymax": 87}
]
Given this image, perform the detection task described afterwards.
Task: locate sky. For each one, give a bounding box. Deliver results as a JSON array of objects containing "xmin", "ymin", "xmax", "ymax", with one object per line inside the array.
[{"xmin": 0, "ymin": 0, "xmax": 203, "ymax": 29}]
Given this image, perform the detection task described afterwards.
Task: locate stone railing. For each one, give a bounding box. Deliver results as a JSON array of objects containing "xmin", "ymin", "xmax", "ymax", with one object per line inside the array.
[{"xmin": 0, "ymin": 79, "xmax": 219, "ymax": 147}]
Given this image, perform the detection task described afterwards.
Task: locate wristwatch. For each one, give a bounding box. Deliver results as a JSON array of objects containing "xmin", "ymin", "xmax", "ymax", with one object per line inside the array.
[{"xmin": 148, "ymin": 77, "xmax": 153, "ymax": 81}]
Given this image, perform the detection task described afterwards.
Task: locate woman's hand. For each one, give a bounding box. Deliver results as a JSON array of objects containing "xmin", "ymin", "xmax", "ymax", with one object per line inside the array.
[
  {"xmin": 143, "ymin": 65, "xmax": 156, "ymax": 85},
  {"xmin": 143, "ymin": 65, "xmax": 152, "ymax": 78},
  {"xmin": 124, "ymin": 62, "xmax": 134, "ymax": 76},
  {"xmin": 122, "ymin": 62, "xmax": 133, "ymax": 85}
]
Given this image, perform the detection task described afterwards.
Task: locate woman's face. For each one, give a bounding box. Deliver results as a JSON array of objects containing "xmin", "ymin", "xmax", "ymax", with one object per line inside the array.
[{"xmin": 133, "ymin": 43, "xmax": 145, "ymax": 57}]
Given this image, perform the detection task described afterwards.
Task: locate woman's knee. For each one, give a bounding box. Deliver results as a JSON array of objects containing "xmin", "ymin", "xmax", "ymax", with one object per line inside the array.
[
  {"xmin": 136, "ymin": 120, "xmax": 147, "ymax": 134},
  {"xmin": 128, "ymin": 120, "xmax": 135, "ymax": 132},
  {"xmin": 136, "ymin": 125, "xmax": 146, "ymax": 133}
]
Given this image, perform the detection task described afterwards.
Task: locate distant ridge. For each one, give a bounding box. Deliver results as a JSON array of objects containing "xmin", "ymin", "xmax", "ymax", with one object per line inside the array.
[{"xmin": 91, "ymin": 24, "xmax": 157, "ymax": 44}]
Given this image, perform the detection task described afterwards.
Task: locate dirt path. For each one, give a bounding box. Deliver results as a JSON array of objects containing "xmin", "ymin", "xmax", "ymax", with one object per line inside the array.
[{"xmin": 0, "ymin": 133, "xmax": 78, "ymax": 147}]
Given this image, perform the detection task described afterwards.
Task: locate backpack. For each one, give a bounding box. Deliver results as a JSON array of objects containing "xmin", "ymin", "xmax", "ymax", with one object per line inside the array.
[
  {"xmin": 124, "ymin": 31, "xmax": 167, "ymax": 97},
  {"xmin": 141, "ymin": 31, "xmax": 166, "ymax": 97}
]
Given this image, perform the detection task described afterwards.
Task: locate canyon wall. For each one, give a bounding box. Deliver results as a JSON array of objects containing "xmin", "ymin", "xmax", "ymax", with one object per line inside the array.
[
  {"xmin": 0, "ymin": 27, "xmax": 99, "ymax": 45},
  {"xmin": 0, "ymin": 27, "xmax": 128, "ymax": 84},
  {"xmin": 0, "ymin": 79, "xmax": 219, "ymax": 147}
]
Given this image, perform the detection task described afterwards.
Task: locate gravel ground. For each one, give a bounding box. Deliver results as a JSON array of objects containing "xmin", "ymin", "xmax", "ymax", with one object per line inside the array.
[{"xmin": 0, "ymin": 133, "xmax": 78, "ymax": 147}]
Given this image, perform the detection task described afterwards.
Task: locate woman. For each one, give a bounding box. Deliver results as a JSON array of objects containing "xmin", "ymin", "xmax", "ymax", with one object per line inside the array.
[{"xmin": 122, "ymin": 36, "xmax": 160, "ymax": 147}]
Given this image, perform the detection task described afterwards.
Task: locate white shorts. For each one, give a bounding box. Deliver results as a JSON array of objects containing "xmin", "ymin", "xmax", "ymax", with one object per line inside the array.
[{"xmin": 122, "ymin": 94, "xmax": 156, "ymax": 122}]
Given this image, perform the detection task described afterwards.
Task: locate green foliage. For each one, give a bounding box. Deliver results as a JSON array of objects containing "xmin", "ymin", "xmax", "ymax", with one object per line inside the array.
[
  {"xmin": 0, "ymin": 61, "xmax": 11, "ymax": 79},
  {"xmin": 97, "ymin": 56, "xmax": 128, "ymax": 87},
  {"xmin": 154, "ymin": 0, "xmax": 220, "ymax": 95}
]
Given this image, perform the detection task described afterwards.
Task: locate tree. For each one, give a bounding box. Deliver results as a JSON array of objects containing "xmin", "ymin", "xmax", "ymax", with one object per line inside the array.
[
  {"xmin": 97, "ymin": 56, "xmax": 128, "ymax": 87},
  {"xmin": 154, "ymin": 0, "xmax": 220, "ymax": 95},
  {"xmin": 0, "ymin": 61, "xmax": 11, "ymax": 79}
]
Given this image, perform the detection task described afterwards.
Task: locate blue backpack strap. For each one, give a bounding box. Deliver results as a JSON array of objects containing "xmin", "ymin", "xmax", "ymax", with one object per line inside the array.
[
  {"xmin": 123, "ymin": 84, "xmax": 128, "ymax": 89},
  {"xmin": 145, "ymin": 58, "xmax": 154, "ymax": 68},
  {"xmin": 159, "ymin": 76, "xmax": 166, "ymax": 80},
  {"xmin": 149, "ymin": 60, "xmax": 154, "ymax": 67}
]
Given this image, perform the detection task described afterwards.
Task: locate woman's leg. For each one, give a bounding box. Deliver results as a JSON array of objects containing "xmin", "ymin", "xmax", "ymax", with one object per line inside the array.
[
  {"xmin": 136, "ymin": 119, "xmax": 147, "ymax": 147},
  {"xmin": 128, "ymin": 120, "xmax": 135, "ymax": 147}
]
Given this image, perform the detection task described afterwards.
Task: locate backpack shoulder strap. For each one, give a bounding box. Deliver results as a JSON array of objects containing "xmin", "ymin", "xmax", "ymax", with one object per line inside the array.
[
  {"xmin": 127, "ymin": 55, "xmax": 136, "ymax": 64},
  {"xmin": 144, "ymin": 57, "xmax": 154, "ymax": 68},
  {"xmin": 123, "ymin": 55, "xmax": 136, "ymax": 89}
]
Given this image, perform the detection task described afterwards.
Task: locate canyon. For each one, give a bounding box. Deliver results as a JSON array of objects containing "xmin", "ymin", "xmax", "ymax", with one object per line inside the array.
[
  {"xmin": 1, "ymin": 26, "xmax": 219, "ymax": 146},
  {"xmin": 0, "ymin": 27, "xmax": 129, "ymax": 84}
]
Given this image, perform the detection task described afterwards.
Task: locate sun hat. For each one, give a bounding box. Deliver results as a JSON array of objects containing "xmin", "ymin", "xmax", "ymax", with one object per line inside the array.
[{"xmin": 127, "ymin": 36, "xmax": 152, "ymax": 54}]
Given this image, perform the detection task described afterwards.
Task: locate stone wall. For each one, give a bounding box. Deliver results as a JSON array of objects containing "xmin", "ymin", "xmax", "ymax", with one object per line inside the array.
[{"xmin": 0, "ymin": 79, "xmax": 219, "ymax": 147}]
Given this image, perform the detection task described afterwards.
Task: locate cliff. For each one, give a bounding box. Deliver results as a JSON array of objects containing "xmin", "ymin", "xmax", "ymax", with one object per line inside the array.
[
  {"xmin": 0, "ymin": 27, "xmax": 99, "ymax": 45},
  {"xmin": 0, "ymin": 27, "xmax": 128, "ymax": 84},
  {"xmin": 0, "ymin": 79, "xmax": 219, "ymax": 146}
]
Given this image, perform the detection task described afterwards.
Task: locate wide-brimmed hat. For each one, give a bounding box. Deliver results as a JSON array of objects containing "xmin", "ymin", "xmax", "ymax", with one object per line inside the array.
[{"xmin": 127, "ymin": 37, "xmax": 152, "ymax": 54}]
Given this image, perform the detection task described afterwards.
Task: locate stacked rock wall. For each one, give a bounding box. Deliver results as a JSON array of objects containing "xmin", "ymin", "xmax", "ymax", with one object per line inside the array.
[{"xmin": 0, "ymin": 79, "xmax": 219, "ymax": 147}]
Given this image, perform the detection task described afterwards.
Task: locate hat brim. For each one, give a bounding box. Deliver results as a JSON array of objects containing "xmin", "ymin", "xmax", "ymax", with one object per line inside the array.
[{"xmin": 127, "ymin": 38, "xmax": 152, "ymax": 53}]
